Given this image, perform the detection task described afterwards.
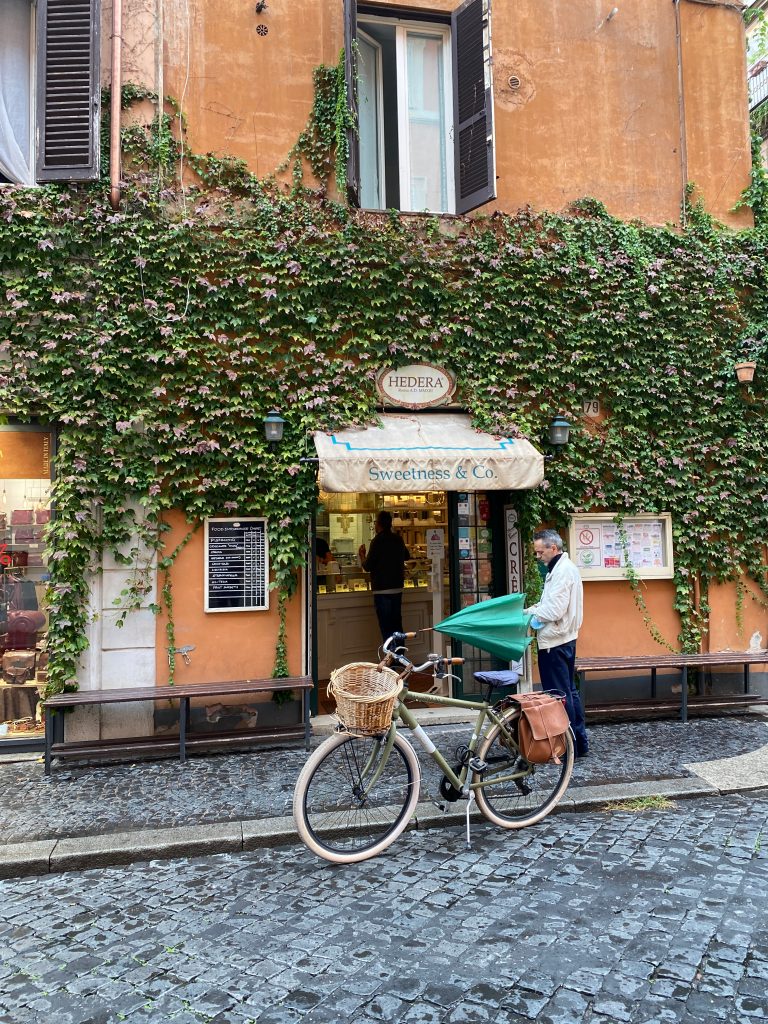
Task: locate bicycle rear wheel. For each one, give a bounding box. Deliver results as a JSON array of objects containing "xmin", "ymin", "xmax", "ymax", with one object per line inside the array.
[
  {"xmin": 293, "ymin": 730, "xmax": 421, "ymax": 864},
  {"xmin": 474, "ymin": 708, "xmax": 574, "ymax": 828}
]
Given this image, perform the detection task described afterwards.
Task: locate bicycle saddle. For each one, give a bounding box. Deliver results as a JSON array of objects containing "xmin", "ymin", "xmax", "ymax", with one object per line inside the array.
[{"xmin": 473, "ymin": 668, "xmax": 521, "ymax": 691}]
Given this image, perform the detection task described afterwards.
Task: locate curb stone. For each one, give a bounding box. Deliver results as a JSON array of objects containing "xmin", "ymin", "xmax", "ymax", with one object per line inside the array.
[{"xmin": 1, "ymin": 775, "xmax": 764, "ymax": 879}]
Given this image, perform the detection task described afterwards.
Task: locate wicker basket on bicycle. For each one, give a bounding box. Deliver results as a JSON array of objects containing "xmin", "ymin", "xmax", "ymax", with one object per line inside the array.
[{"xmin": 328, "ymin": 662, "xmax": 403, "ymax": 735}]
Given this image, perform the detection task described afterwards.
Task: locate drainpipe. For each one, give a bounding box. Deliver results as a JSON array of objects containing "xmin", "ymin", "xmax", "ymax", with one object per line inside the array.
[
  {"xmin": 156, "ymin": 0, "xmax": 164, "ymax": 188},
  {"xmin": 673, "ymin": 0, "xmax": 689, "ymax": 228},
  {"xmin": 693, "ymin": 573, "xmax": 707, "ymax": 653},
  {"xmin": 110, "ymin": 0, "xmax": 123, "ymax": 210}
]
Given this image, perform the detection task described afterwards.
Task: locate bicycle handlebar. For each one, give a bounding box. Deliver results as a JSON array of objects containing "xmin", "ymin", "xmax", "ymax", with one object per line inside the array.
[{"xmin": 381, "ymin": 633, "xmax": 465, "ymax": 676}]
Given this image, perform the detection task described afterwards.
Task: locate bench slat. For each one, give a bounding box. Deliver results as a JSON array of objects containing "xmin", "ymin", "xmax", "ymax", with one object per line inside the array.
[
  {"xmin": 45, "ymin": 676, "xmax": 312, "ymax": 707},
  {"xmin": 576, "ymin": 653, "xmax": 768, "ymax": 670}
]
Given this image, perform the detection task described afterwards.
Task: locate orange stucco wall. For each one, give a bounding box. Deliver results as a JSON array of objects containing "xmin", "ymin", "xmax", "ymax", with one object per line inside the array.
[
  {"xmin": 710, "ymin": 580, "xmax": 768, "ymax": 653},
  {"xmin": 154, "ymin": 511, "xmax": 304, "ymax": 686},
  {"xmin": 125, "ymin": 0, "xmax": 753, "ymax": 227},
  {"xmin": 580, "ymin": 579, "xmax": 681, "ymax": 657},
  {"xmin": 680, "ymin": 2, "xmax": 754, "ymax": 228}
]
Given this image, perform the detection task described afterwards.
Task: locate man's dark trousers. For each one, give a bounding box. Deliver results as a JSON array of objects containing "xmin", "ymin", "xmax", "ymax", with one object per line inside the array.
[
  {"xmin": 538, "ymin": 641, "xmax": 589, "ymax": 755},
  {"xmin": 373, "ymin": 593, "xmax": 403, "ymax": 642}
]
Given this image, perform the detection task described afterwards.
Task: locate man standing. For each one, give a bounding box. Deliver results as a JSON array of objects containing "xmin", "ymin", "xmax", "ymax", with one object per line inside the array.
[
  {"xmin": 358, "ymin": 511, "xmax": 410, "ymax": 642},
  {"xmin": 525, "ymin": 528, "xmax": 589, "ymax": 757}
]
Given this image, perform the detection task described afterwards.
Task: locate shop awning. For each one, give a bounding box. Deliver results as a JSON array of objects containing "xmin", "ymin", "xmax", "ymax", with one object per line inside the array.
[{"xmin": 313, "ymin": 414, "xmax": 544, "ymax": 493}]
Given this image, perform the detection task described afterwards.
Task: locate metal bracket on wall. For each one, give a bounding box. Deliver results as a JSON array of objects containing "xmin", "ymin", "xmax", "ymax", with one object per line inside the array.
[{"xmin": 168, "ymin": 644, "xmax": 195, "ymax": 666}]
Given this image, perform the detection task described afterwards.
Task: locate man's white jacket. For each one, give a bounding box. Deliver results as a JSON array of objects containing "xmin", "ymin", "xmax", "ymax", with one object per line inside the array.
[{"xmin": 527, "ymin": 552, "xmax": 583, "ymax": 651}]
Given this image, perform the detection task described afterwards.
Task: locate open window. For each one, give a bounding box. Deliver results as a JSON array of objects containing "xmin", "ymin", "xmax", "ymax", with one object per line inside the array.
[
  {"xmin": 0, "ymin": 0, "xmax": 100, "ymax": 186},
  {"xmin": 344, "ymin": 0, "xmax": 495, "ymax": 215}
]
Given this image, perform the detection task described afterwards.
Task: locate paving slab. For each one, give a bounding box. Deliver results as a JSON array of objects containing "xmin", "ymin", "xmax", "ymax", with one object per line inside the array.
[{"xmin": 685, "ymin": 737, "xmax": 768, "ymax": 793}]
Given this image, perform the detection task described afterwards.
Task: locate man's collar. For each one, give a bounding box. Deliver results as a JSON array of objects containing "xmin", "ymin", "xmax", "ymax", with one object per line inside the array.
[{"xmin": 547, "ymin": 553, "xmax": 563, "ymax": 573}]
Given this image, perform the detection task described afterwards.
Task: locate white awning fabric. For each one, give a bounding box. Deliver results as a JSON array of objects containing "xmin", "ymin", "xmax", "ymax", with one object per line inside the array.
[{"xmin": 313, "ymin": 414, "xmax": 544, "ymax": 493}]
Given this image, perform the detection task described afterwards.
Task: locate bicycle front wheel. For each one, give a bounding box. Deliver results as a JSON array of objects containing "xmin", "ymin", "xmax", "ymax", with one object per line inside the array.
[
  {"xmin": 293, "ymin": 730, "xmax": 421, "ymax": 864},
  {"xmin": 474, "ymin": 708, "xmax": 574, "ymax": 829}
]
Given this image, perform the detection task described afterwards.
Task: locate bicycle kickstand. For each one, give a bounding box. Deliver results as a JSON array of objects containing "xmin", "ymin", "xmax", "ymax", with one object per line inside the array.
[{"xmin": 464, "ymin": 790, "xmax": 476, "ymax": 851}]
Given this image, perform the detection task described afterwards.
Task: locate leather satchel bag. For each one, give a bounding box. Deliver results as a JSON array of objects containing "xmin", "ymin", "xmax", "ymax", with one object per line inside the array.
[
  {"xmin": 14, "ymin": 526, "xmax": 42, "ymax": 544},
  {"xmin": 513, "ymin": 693, "xmax": 570, "ymax": 764},
  {"xmin": 2, "ymin": 650, "xmax": 37, "ymax": 684}
]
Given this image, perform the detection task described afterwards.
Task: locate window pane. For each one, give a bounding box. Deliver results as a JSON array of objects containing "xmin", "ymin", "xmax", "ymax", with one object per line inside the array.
[
  {"xmin": 358, "ymin": 35, "xmax": 383, "ymax": 210},
  {"xmin": 406, "ymin": 33, "xmax": 447, "ymax": 213},
  {"xmin": 0, "ymin": 0, "xmax": 33, "ymax": 184}
]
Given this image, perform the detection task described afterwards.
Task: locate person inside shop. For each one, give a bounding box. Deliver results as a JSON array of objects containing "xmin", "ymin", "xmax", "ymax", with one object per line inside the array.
[
  {"xmin": 315, "ymin": 538, "xmax": 333, "ymax": 578},
  {"xmin": 358, "ymin": 511, "xmax": 410, "ymax": 642},
  {"xmin": 524, "ymin": 528, "xmax": 589, "ymax": 758}
]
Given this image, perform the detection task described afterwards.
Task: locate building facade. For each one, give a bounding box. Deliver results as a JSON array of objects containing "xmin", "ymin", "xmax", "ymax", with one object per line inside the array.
[{"xmin": 0, "ymin": 0, "xmax": 762, "ymax": 748}]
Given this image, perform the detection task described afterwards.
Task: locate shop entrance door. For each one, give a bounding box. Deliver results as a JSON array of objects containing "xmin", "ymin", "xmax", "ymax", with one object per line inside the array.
[
  {"xmin": 448, "ymin": 490, "xmax": 511, "ymax": 699},
  {"xmin": 312, "ymin": 489, "xmax": 450, "ymax": 715}
]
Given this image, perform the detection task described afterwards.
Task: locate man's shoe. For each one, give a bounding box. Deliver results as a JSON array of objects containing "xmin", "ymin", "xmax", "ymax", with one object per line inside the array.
[{"xmin": 576, "ymin": 749, "xmax": 590, "ymax": 759}]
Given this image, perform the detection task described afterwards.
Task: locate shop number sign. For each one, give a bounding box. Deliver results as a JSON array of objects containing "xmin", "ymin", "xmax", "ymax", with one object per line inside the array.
[{"xmin": 376, "ymin": 363, "xmax": 456, "ymax": 410}]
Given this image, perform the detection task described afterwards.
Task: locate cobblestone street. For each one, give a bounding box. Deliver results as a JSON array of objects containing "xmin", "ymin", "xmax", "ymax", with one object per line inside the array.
[{"xmin": 1, "ymin": 790, "xmax": 766, "ymax": 1024}]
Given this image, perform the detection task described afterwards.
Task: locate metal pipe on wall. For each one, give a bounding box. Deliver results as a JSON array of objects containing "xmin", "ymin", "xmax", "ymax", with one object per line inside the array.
[
  {"xmin": 110, "ymin": 0, "xmax": 123, "ymax": 210},
  {"xmin": 155, "ymin": 0, "xmax": 164, "ymax": 188},
  {"xmin": 673, "ymin": 0, "xmax": 689, "ymax": 229}
]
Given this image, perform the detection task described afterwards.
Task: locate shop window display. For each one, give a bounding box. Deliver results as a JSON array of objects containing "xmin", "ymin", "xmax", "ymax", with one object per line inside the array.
[
  {"xmin": 316, "ymin": 490, "xmax": 448, "ymax": 605},
  {"xmin": 0, "ymin": 429, "xmax": 52, "ymax": 743}
]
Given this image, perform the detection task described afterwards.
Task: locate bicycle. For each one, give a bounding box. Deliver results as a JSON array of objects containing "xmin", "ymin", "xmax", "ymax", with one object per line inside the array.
[{"xmin": 293, "ymin": 631, "xmax": 575, "ymax": 864}]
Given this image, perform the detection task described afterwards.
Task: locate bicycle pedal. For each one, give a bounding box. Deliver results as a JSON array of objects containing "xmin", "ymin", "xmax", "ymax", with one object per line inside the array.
[{"xmin": 467, "ymin": 756, "xmax": 488, "ymax": 774}]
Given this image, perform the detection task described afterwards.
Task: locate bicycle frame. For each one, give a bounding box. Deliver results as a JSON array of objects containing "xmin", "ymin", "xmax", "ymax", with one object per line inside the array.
[{"xmin": 353, "ymin": 687, "xmax": 529, "ymax": 799}]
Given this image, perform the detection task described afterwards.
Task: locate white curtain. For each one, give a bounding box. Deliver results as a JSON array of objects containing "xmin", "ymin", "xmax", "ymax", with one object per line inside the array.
[{"xmin": 0, "ymin": 0, "xmax": 34, "ymax": 185}]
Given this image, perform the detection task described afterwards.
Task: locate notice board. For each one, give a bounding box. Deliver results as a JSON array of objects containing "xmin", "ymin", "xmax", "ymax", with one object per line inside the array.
[
  {"xmin": 204, "ymin": 518, "xmax": 269, "ymax": 612},
  {"xmin": 568, "ymin": 513, "xmax": 674, "ymax": 581}
]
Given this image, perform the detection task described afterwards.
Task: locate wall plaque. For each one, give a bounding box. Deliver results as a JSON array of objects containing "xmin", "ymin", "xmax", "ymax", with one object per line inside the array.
[
  {"xmin": 204, "ymin": 518, "xmax": 269, "ymax": 612},
  {"xmin": 376, "ymin": 363, "xmax": 456, "ymax": 410}
]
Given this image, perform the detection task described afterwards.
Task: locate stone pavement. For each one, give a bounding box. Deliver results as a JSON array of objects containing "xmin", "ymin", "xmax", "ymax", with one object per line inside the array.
[
  {"xmin": 1, "ymin": 712, "xmax": 767, "ymax": 877},
  {"xmin": 0, "ymin": 789, "xmax": 766, "ymax": 1023}
]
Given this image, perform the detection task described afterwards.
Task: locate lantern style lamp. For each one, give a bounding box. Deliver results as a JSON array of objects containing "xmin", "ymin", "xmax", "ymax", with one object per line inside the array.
[
  {"xmin": 548, "ymin": 415, "xmax": 571, "ymax": 447},
  {"xmin": 263, "ymin": 409, "xmax": 285, "ymax": 450}
]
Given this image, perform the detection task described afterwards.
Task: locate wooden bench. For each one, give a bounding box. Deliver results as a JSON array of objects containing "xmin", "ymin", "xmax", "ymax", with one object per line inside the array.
[
  {"xmin": 575, "ymin": 652, "xmax": 768, "ymax": 723},
  {"xmin": 43, "ymin": 676, "xmax": 313, "ymax": 775}
]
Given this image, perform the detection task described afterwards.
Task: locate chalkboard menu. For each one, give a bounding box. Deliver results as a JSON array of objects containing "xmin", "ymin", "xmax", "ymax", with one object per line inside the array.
[{"xmin": 205, "ymin": 518, "xmax": 269, "ymax": 612}]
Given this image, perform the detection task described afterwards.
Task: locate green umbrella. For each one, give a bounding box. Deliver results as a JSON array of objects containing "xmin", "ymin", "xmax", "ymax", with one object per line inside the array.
[{"xmin": 434, "ymin": 593, "xmax": 531, "ymax": 662}]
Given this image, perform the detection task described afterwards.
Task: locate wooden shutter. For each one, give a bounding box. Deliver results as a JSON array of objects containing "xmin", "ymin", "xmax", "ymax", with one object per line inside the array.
[
  {"xmin": 344, "ymin": 0, "xmax": 360, "ymax": 206},
  {"xmin": 36, "ymin": 0, "xmax": 100, "ymax": 182},
  {"xmin": 452, "ymin": 0, "xmax": 495, "ymax": 215}
]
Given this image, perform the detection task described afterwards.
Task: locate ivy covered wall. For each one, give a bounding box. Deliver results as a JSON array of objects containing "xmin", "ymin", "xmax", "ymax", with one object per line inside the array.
[{"xmin": 2, "ymin": 152, "xmax": 768, "ymax": 691}]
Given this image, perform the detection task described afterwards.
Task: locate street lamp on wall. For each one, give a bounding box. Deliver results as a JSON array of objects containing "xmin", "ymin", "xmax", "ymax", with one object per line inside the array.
[
  {"xmin": 263, "ymin": 409, "xmax": 285, "ymax": 450},
  {"xmin": 548, "ymin": 415, "xmax": 571, "ymax": 448}
]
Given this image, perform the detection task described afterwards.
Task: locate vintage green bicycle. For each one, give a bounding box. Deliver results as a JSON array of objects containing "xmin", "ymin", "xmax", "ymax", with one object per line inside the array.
[{"xmin": 293, "ymin": 631, "xmax": 574, "ymax": 864}]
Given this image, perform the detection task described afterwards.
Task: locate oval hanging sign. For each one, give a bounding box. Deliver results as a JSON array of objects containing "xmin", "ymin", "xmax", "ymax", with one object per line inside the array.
[{"xmin": 376, "ymin": 363, "xmax": 456, "ymax": 410}]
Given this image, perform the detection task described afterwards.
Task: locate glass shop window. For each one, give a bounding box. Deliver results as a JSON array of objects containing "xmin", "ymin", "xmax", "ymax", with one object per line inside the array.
[{"xmin": 0, "ymin": 428, "xmax": 53, "ymax": 743}]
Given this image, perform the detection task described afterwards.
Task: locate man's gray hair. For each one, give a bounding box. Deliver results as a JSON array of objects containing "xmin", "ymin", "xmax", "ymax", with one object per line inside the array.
[{"xmin": 534, "ymin": 529, "xmax": 564, "ymax": 550}]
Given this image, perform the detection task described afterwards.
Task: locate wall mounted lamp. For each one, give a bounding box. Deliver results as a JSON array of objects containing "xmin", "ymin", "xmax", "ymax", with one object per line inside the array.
[
  {"xmin": 548, "ymin": 415, "xmax": 571, "ymax": 448},
  {"xmin": 263, "ymin": 409, "xmax": 285, "ymax": 450}
]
